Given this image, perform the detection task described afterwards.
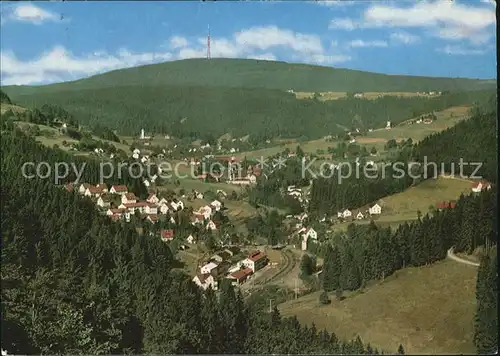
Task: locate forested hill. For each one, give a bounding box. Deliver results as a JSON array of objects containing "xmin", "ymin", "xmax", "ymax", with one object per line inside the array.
[
  {"xmin": 6, "ymin": 85, "xmax": 494, "ymax": 138},
  {"xmin": 1, "ymin": 128, "xmax": 395, "ymax": 354},
  {"xmin": 414, "ymin": 105, "xmax": 498, "ymax": 183},
  {"xmin": 2, "ymin": 58, "xmax": 496, "ymax": 96}
]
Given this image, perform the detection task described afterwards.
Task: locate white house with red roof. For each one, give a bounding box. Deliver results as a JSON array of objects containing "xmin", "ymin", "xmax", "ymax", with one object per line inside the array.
[
  {"xmin": 369, "ymin": 204, "xmax": 382, "ymax": 215},
  {"xmin": 147, "ymin": 193, "xmax": 159, "ymax": 204},
  {"xmin": 227, "ymin": 267, "xmax": 253, "ymax": 285},
  {"xmin": 84, "ymin": 186, "xmax": 104, "ymax": 198},
  {"xmin": 144, "ymin": 203, "xmax": 158, "ymax": 215},
  {"xmin": 210, "ymin": 200, "xmax": 222, "ymax": 211},
  {"xmin": 206, "ymin": 220, "xmax": 217, "ymax": 231},
  {"xmin": 110, "ymin": 185, "xmax": 128, "ymax": 195},
  {"xmin": 192, "ymin": 273, "xmax": 217, "ymax": 290},
  {"xmin": 121, "ymin": 193, "xmax": 138, "ymax": 204},
  {"xmin": 241, "ymin": 251, "xmax": 267, "ymax": 272},
  {"xmin": 302, "ymin": 228, "xmax": 317, "ymax": 241},
  {"xmin": 78, "ymin": 183, "xmax": 91, "ymax": 194},
  {"xmin": 472, "ymin": 181, "xmax": 492, "ymax": 193},
  {"xmin": 161, "ymin": 229, "xmax": 174, "ymax": 241},
  {"xmin": 119, "ymin": 201, "xmax": 148, "ymax": 214},
  {"xmin": 97, "ymin": 196, "xmax": 111, "ymax": 208}
]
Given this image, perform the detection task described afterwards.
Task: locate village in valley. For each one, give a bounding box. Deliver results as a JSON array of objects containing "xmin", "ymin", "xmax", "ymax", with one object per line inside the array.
[{"xmin": 58, "ymin": 120, "xmax": 494, "ymax": 296}]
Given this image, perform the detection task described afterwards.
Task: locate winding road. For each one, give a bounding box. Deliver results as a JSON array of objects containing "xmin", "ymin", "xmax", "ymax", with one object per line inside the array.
[{"xmin": 447, "ymin": 247, "xmax": 480, "ymax": 267}]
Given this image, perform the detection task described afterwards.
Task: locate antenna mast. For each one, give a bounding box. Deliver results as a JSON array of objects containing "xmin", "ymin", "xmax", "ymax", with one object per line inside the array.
[{"xmin": 207, "ymin": 24, "xmax": 211, "ymax": 60}]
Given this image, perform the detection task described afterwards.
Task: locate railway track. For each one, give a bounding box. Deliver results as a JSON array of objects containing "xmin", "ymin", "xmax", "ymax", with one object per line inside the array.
[{"xmin": 248, "ymin": 248, "xmax": 296, "ymax": 293}]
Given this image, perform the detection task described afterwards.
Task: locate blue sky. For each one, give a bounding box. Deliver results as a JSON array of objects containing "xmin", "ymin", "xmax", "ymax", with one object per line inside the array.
[{"xmin": 0, "ymin": 0, "xmax": 496, "ymax": 85}]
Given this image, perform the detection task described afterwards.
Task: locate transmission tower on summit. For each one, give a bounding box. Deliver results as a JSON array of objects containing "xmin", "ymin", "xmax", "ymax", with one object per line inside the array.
[{"xmin": 207, "ymin": 24, "xmax": 211, "ymax": 60}]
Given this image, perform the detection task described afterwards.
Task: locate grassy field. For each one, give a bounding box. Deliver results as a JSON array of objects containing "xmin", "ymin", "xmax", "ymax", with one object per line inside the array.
[
  {"xmin": 1, "ymin": 103, "xmax": 26, "ymax": 114},
  {"xmin": 331, "ymin": 176, "xmax": 473, "ymax": 232},
  {"xmin": 14, "ymin": 121, "xmax": 132, "ymax": 154},
  {"xmin": 237, "ymin": 106, "xmax": 470, "ymax": 160},
  {"xmin": 295, "ymin": 91, "xmax": 442, "ymax": 101},
  {"xmin": 363, "ymin": 106, "xmax": 470, "ymax": 143},
  {"xmin": 279, "ymin": 259, "xmax": 478, "ymax": 354}
]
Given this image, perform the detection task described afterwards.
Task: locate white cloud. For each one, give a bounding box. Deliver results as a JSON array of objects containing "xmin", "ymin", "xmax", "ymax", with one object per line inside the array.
[
  {"xmin": 4, "ymin": 3, "xmax": 61, "ymax": 25},
  {"xmin": 316, "ymin": 0, "xmax": 356, "ymax": 6},
  {"xmin": 349, "ymin": 39, "xmax": 388, "ymax": 48},
  {"xmin": 1, "ymin": 25, "xmax": 352, "ymax": 85},
  {"xmin": 1, "ymin": 46, "xmax": 172, "ymax": 85},
  {"xmin": 169, "ymin": 36, "xmax": 189, "ymax": 49},
  {"xmin": 328, "ymin": 17, "xmax": 359, "ymax": 30},
  {"xmin": 437, "ymin": 45, "xmax": 489, "ymax": 56},
  {"xmin": 176, "ymin": 25, "xmax": 350, "ymax": 65},
  {"xmin": 248, "ymin": 53, "xmax": 277, "ymax": 61},
  {"xmin": 234, "ymin": 26, "xmax": 324, "ymax": 54},
  {"xmin": 329, "ymin": 1, "xmax": 496, "ymax": 44},
  {"xmin": 389, "ymin": 31, "xmax": 420, "ymax": 44}
]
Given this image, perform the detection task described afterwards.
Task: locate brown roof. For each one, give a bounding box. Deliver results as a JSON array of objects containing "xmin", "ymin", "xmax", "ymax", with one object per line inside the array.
[
  {"xmin": 111, "ymin": 185, "xmax": 128, "ymax": 192},
  {"xmin": 248, "ymin": 251, "xmax": 266, "ymax": 262},
  {"xmin": 123, "ymin": 202, "xmax": 148, "ymax": 208},
  {"xmin": 124, "ymin": 193, "xmax": 137, "ymax": 200},
  {"xmin": 196, "ymin": 273, "xmax": 211, "ymax": 283},
  {"xmin": 230, "ymin": 268, "xmax": 252, "ymax": 280}
]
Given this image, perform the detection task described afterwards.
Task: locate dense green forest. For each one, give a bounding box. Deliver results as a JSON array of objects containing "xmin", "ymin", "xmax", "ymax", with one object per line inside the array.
[
  {"xmin": 1, "ymin": 89, "xmax": 12, "ymax": 104},
  {"xmin": 414, "ymin": 107, "xmax": 498, "ymax": 183},
  {"xmin": 473, "ymin": 248, "xmax": 498, "ymax": 354},
  {"xmin": 3, "ymin": 58, "xmax": 496, "ymax": 95},
  {"xmin": 1, "ymin": 131, "xmax": 398, "ymax": 354},
  {"xmin": 308, "ymin": 106, "xmax": 497, "ymax": 214},
  {"xmin": 8, "ymin": 85, "xmax": 494, "ymax": 139}
]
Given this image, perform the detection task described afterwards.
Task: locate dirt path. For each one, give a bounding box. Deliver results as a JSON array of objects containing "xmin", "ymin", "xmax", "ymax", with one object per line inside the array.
[
  {"xmin": 439, "ymin": 174, "xmax": 475, "ymax": 184},
  {"xmin": 447, "ymin": 247, "xmax": 479, "ymax": 267}
]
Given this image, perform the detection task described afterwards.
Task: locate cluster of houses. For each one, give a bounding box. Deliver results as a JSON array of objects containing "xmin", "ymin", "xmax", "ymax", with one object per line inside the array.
[
  {"xmin": 192, "ymin": 249, "xmax": 268, "ymax": 290},
  {"xmin": 286, "ymin": 185, "xmax": 310, "ymax": 206},
  {"xmin": 190, "ymin": 199, "xmax": 228, "ymax": 231},
  {"xmin": 196, "ymin": 157, "xmax": 262, "ymax": 186},
  {"xmin": 337, "ymin": 203, "xmax": 382, "ymax": 221},
  {"xmin": 471, "ymin": 180, "xmax": 492, "ymax": 193},
  {"xmin": 64, "ymin": 183, "xmax": 185, "ymax": 224}
]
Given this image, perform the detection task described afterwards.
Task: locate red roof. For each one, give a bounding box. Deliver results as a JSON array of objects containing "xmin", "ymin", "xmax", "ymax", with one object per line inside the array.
[
  {"xmin": 64, "ymin": 183, "xmax": 74, "ymax": 192},
  {"xmin": 123, "ymin": 202, "xmax": 148, "ymax": 208},
  {"xmin": 124, "ymin": 193, "xmax": 137, "ymax": 200},
  {"xmin": 247, "ymin": 251, "xmax": 266, "ymax": 262},
  {"xmin": 436, "ymin": 201, "xmax": 457, "ymax": 209},
  {"xmin": 111, "ymin": 185, "xmax": 128, "ymax": 192},
  {"xmin": 87, "ymin": 186, "xmax": 104, "ymax": 194},
  {"xmin": 230, "ymin": 267, "xmax": 253, "ymax": 280},
  {"xmin": 161, "ymin": 229, "xmax": 175, "ymax": 239},
  {"xmin": 146, "ymin": 215, "xmax": 158, "ymax": 222}
]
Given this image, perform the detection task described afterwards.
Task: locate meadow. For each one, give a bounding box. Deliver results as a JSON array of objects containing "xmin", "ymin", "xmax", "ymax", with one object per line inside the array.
[
  {"xmin": 279, "ymin": 259, "xmax": 478, "ymax": 354},
  {"xmin": 330, "ymin": 176, "xmax": 473, "ymax": 232}
]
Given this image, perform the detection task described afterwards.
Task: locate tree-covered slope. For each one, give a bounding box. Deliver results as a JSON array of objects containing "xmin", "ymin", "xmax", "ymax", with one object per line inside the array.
[
  {"xmin": 2, "ymin": 58, "xmax": 496, "ymax": 96},
  {"xmin": 8, "ymin": 85, "xmax": 495, "ymax": 138},
  {"xmin": 414, "ymin": 104, "xmax": 498, "ymax": 183}
]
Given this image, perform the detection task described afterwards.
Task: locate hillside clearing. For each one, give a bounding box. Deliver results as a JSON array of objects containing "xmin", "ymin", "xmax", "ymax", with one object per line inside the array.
[
  {"xmin": 236, "ymin": 106, "xmax": 470, "ymax": 159},
  {"xmin": 294, "ymin": 91, "xmax": 442, "ymax": 101},
  {"xmin": 331, "ymin": 176, "xmax": 472, "ymax": 232},
  {"xmin": 279, "ymin": 259, "xmax": 478, "ymax": 354}
]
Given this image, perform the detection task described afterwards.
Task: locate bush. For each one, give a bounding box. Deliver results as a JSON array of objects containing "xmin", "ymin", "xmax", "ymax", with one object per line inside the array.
[{"xmin": 319, "ymin": 291, "xmax": 331, "ymax": 305}]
